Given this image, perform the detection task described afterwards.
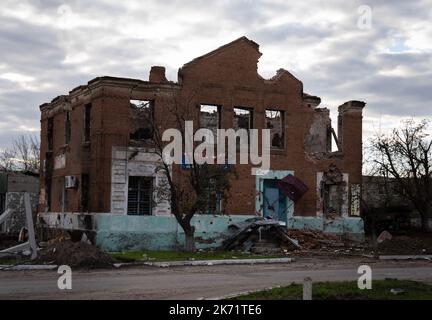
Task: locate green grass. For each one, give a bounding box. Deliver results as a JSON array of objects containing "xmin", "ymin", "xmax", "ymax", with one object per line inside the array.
[
  {"xmin": 230, "ymin": 280, "xmax": 432, "ymax": 300},
  {"xmin": 109, "ymin": 250, "xmax": 285, "ymax": 263}
]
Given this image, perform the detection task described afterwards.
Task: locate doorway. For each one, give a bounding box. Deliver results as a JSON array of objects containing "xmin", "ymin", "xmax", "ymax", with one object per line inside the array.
[{"xmin": 263, "ymin": 179, "xmax": 287, "ymax": 223}]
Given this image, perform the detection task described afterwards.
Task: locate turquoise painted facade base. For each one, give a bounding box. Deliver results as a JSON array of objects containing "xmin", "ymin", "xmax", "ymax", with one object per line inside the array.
[
  {"xmin": 39, "ymin": 212, "xmax": 365, "ymax": 251},
  {"xmin": 95, "ymin": 214, "xmax": 255, "ymax": 252},
  {"xmin": 287, "ymin": 216, "xmax": 365, "ymax": 242}
]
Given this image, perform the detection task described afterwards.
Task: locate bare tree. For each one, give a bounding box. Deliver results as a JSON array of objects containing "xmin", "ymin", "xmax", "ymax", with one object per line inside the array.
[
  {"xmin": 138, "ymin": 91, "xmax": 235, "ymax": 251},
  {"xmin": 370, "ymin": 118, "xmax": 432, "ymax": 232},
  {"xmin": 0, "ymin": 134, "xmax": 40, "ymax": 173},
  {"xmin": 0, "ymin": 148, "xmax": 16, "ymax": 172}
]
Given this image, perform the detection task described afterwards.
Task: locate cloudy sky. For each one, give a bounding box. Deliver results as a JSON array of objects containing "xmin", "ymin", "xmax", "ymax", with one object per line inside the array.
[{"xmin": 0, "ymin": 0, "xmax": 431, "ymax": 150}]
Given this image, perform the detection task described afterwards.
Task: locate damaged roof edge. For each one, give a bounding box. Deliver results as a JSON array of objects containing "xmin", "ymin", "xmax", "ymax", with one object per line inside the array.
[
  {"xmin": 40, "ymin": 76, "xmax": 181, "ymax": 111},
  {"xmin": 303, "ymin": 92, "xmax": 322, "ymax": 107},
  {"xmin": 181, "ymin": 36, "xmax": 261, "ymax": 69},
  {"xmin": 338, "ymin": 100, "xmax": 366, "ymax": 113},
  {"xmin": 39, "ymin": 95, "xmax": 70, "ymax": 111},
  {"xmin": 264, "ymin": 68, "xmax": 304, "ymax": 86}
]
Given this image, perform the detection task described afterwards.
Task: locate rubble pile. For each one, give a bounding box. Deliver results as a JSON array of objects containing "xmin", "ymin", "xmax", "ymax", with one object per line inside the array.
[
  {"xmin": 222, "ymin": 218, "xmax": 346, "ymax": 253},
  {"xmin": 37, "ymin": 239, "xmax": 115, "ymax": 268},
  {"xmin": 223, "ymin": 219, "xmax": 300, "ymax": 253},
  {"xmin": 286, "ymin": 229, "xmax": 343, "ymax": 250}
]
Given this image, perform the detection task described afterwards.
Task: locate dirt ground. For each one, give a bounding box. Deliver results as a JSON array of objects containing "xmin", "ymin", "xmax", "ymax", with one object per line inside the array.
[
  {"xmin": 271, "ymin": 230, "xmax": 432, "ymax": 257},
  {"xmin": 370, "ymin": 232, "xmax": 432, "ymax": 255},
  {"xmin": 0, "ymin": 235, "xmax": 19, "ymax": 250}
]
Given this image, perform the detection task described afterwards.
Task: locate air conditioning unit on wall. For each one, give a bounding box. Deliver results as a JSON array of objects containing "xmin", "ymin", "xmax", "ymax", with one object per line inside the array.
[{"xmin": 65, "ymin": 175, "xmax": 77, "ymax": 189}]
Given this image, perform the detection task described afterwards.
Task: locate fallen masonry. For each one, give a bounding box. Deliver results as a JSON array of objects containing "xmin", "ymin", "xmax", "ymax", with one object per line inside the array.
[{"xmin": 223, "ymin": 217, "xmax": 349, "ymax": 253}]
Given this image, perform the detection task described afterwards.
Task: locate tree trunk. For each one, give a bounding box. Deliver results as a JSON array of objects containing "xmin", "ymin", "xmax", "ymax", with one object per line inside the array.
[
  {"xmin": 185, "ymin": 231, "xmax": 195, "ymax": 252},
  {"xmin": 420, "ymin": 212, "xmax": 430, "ymax": 232}
]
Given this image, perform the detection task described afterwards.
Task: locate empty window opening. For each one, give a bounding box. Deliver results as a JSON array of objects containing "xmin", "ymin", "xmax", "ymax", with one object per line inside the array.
[
  {"xmin": 0, "ymin": 193, "xmax": 5, "ymax": 213},
  {"xmin": 47, "ymin": 117, "xmax": 54, "ymax": 151},
  {"xmin": 44, "ymin": 150, "xmax": 54, "ymax": 211},
  {"xmin": 81, "ymin": 174, "xmax": 89, "ymax": 212},
  {"xmin": 62, "ymin": 178, "xmax": 69, "ymax": 212},
  {"xmin": 234, "ymin": 107, "xmax": 253, "ymax": 151},
  {"xmin": 200, "ymin": 104, "xmax": 220, "ymax": 135},
  {"xmin": 127, "ymin": 176, "xmax": 153, "ymax": 215},
  {"xmin": 199, "ymin": 104, "xmax": 221, "ymax": 157},
  {"xmin": 130, "ymin": 100, "xmax": 154, "ymax": 143},
  {"xmin": 84, "ymin": 104, "xmax": 92, "ymax": 143},
  {"xmin": 233, "ymin": 107, "xmax": 253, "ymax": 131},
  {"xmin": 330, "ymin": 127, "xmax": 340, "ymax": 152},
  {"xmin": 266, "ymin": 109, "xmax": 284, "ymax": 149},
  {"xmin": 65, "ymin": 111, "xmax": 71, "ymax": 145}
]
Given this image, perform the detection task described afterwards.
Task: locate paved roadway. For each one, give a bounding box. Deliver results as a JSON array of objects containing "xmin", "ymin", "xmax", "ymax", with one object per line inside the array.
[{"xmin": 0, "ymin": 257, "xmax": 431, "ymax": 299}]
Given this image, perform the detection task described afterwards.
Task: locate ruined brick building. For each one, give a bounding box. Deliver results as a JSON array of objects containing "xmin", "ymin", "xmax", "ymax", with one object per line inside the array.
[{"xmin": 38, "ymin": 37, "xmax": 365, "ymax": 250}]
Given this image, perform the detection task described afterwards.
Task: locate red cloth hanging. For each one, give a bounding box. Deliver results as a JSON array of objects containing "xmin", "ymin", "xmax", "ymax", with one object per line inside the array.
[{"xmin": 277, "ymin": 175, "xmax": 308, "ymax": 203}]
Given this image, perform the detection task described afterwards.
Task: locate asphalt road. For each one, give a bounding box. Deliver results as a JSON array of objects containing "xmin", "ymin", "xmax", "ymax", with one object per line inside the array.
[{"xmin": 1, "ymin": 257, "xmax": 431, "ymax": 299}]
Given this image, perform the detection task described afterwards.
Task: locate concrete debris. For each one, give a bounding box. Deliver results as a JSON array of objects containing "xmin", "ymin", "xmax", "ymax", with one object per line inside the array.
[
  {"xmin": 377, "ymin": 230, "xmax": 392, "ymax": 243},
  {"xmin": 390, "ymin": 288, "xmax": 405, "ymax": 295},
  {"xmin": 223, "ymin": 218, "xmax": 344, "ymax": 253},
  {"xmin": 223, "ymin": 218, "xmax": 299, "ymax": 253}
]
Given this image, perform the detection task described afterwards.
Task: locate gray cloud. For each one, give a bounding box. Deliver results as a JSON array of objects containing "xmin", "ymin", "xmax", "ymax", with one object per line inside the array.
[{"xmin": 0, "ymin": 0, "xmax": 431, "ymax": 150}]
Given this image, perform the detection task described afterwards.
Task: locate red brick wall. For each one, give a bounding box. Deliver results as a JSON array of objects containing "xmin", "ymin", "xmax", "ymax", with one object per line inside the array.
[{"xmin": 39, "ymin": 38, "xmax": 364, "ymax": 217}]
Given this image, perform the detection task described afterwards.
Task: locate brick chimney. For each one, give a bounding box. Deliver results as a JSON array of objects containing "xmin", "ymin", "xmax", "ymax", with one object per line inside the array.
[
  {"xmin": 149, "ymin": 66, "xmax": 168, "ymax": 83},
  {"xmin": 337, "ymin": 100, "xmax": 366, "ymax": 181}
]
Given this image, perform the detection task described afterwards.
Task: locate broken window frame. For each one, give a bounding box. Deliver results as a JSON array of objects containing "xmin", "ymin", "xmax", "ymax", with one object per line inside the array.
[
  {"xmin": 84, "ymin": 104, "xmax": 92, "ymax": 143},
  {"xmin": 65, "ymin": 111, "xmax": 71, "ymax": 145},
  {"xmin": 129, "ymin": 99, "xmax": 155, "ymax": 143},
  {"xmin": 265, "ymin": 109, "xmax": 285, "ymax": 150},
  {"xmin": 127, "ymin": 176, "xmax": 154, "ymax": 216}
]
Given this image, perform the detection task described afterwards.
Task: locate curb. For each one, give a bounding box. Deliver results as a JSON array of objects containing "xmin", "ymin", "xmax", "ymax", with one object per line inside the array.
[
  {"xmin": 0, "ymin": 264, "xmax": 58, "ymax": 271},
  {"xmin": 378, "ymin": 255, "xmax": 432, "ymax": 261},
  {"xmin": 1, "ymin": 258, "xmax": 293, "ymax": 271},
  {"xmin": 114, "ymin": 257, "xmax": 293, "ymax": 268}
]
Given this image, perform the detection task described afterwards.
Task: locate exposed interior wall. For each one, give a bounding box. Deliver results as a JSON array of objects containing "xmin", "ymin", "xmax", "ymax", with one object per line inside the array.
[{"xmin": 304, "ymin": 109, "xmax": 331, "ymax": 153}]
